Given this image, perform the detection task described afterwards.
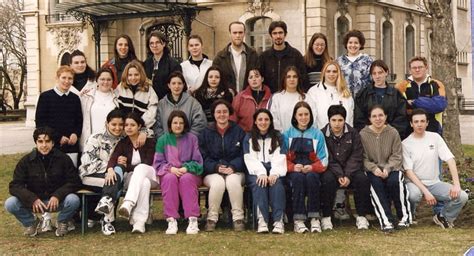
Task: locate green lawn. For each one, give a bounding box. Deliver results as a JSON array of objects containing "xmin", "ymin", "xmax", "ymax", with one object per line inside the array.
[{"xmin": 0, "ymin": 153, "xmax": 473, "ymax": 255}]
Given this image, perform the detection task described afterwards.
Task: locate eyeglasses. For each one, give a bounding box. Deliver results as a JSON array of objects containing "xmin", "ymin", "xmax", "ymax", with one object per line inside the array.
[{"xmin": 410, "ymin": 66, "xmax": 426, "ymax": 70}]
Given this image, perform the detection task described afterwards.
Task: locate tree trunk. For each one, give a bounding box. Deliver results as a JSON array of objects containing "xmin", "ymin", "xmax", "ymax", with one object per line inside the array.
[{"xmin": 425, "ymin": 0, "xmax": 463, "ymax": 160}]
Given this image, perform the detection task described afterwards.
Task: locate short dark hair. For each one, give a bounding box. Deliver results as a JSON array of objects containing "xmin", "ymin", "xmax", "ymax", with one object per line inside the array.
[
  {"xmin": 327, "ymin": 104, "xmax": 347, "ymax": 120},
  {"xmin": 368, "ymin": 104, "xmax": 386, "ymax": 117},
  {"xmin": 146, "ymin": 31, "xmax": 170, "ymax": 56},
  {"xmin": 291, "ymin": 101, "xmax": 314, "ymax": 129},
  {"xmin": 408, "ymin": 56, "xmax": 428, "ymax": 68},
  {"xmin": 167, "ymin": 110, "xmax": 190, "ymax": 134},
  {"xmin": 33, "ymin": 127, "xmax": 54, "ymax": 143},
  {"xmin": 211, "ymin": 99, "xmax": 234, "ymax": 118},
  {"xmin": 343, "ymin": 30, "xmax": 365, "ymax": 50},
  {"xmin": 96, "ymin": 67, "xmax": 115, "ymax": 85},
  {"xmin": 125, "ymin": 111, "xmax": 145, "ymax": 128},
  {"xmin": 106, "ymin": 109, "xmax": 124, "ymax": 123},
  {"xmin": 228, "ymin": 21, "xmax": 245, "ymax": 32},
  {"xmin": 187, "ymin": 34, "xmax": 203, "ymax": 45},
  {"xmin": 268, "ymin": 21, "xmax": 287, "ymax": 35},
  {"xmin": 410, "ymin": 108, "xmax": 428, "ymax": 122},
  {"xmin": 370, "ymin": 59, "xmax": 389, "ymax": 74}
]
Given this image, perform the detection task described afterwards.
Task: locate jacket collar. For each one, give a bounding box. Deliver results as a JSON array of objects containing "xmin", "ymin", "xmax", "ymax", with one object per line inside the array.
[
  {"xmin": 28, "ymin": 148, "xmax": 60, "ymax": 161},
  {"xmin": 367, "ymin": 83, "xmax": 396, "ymax": 95},
  {"xmin": 322, "ymin": 123, "xmax": 350, "ymax": 137}
]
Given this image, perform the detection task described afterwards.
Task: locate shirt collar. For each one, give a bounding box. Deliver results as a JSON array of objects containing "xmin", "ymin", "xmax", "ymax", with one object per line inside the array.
[{"xmin": 54, "ymin": 86, "xmax": 70, "ymax": 96}]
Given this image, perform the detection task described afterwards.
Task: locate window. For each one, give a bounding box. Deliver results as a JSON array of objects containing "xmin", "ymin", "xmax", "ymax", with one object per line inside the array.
[
  {"xmin": 246, "ymin": 17, "xmax": 272, "ymax": 54},
  {"xmin": 337, "ymin": 16, "xmax": 349, "ymax": 56},
  {"xmin": 382, "ymin": 21, "xmax": 393, "ymax": 73},
  {"xmin": 405, "ymin": 25, "xmax": 415, "ymax": 70}
]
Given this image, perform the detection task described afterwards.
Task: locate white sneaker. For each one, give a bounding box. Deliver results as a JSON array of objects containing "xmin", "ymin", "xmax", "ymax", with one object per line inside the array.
[
  {"xmin": 293, "ymin": 220, "xmax": 308, "ymax": 233},
  {"xmin": 101, "ymin": 218, "xmax": 116, "ymax": 235},
  {"xmin": 95, "ymin": 196, "xmax": 113, "ymax": 215},
  {"xmin": 186, "ymin": 217, "xmax": 199, "ymax": 235},
  {"xmin": 272, "ymin": 221, "xmax": 284, "ymax": 234},
  {"xmin": 132, "ymin": 221, "xmax": 145, "ymax": 234},
  {"xmin": 165, "ymin": 217, "xmax": 178, "ymax": 235},
  {"xmin": 310, "ymin": 218, "xmax": 322, "ymax": 233},
  {"xmin": 38, "ymin": 217, "xmax": 53, "ymax": 233},
  {"xmin": 321, "ymin": 217, "xmax": 333, "ymax": 231},
  {"xmin": 257, "ymin": 218, "xmax": 269, "ymax": 233},
  {"xmin": 356, "ymin": 216, "xmax": 369, "ymax": 230},
  {"xmin": 118, "ymin": 200, "xmax": 133, "ymax": 219}
]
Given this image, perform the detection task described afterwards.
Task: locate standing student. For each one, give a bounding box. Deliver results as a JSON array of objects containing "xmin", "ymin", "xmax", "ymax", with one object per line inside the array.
[
  {"xmin": 307, "ymin": 61, "xmax": 354, "ymax": 129},
  {"xmin": 79, "ymin": 68, "xmax": 119, "ymax": 151},
  {"xmin": 259, "ymin": 21, "xmax": 309, "ymax": 93},
  {"xmin": 282, "ymin": 101, "xmax": 329, "ymax": 233},
  {"xmin": 144, "ymin": 31, "xmax": 182, "ymax": 100},
  {"xmin": 304, "ymin": 33, "xmax": 331, "ymax": 86},
  {"xmin": 35, "ymin": 65, "xmax": 83, "ymax": 167},
  {"xmin": 354, "ymin": 60, "xmax": 407, "ymax": 138},
  {"xmin": 231, "ymin": 68, "xmax": 272, "ymax": 132},
  {"xmin": 154, "ymin": 110, "xmax": 204, "ymax": 235},
  {"xmin": 360, "ymin": 105, "xmax": 411, "ymax": 232},
  {"xmin": 336, "ymin": 30, "xmax": 373, "ymax": 97},
  {"xmin": 213, "ymin": 21, "xmax": 259, "ymax": 93},
  {"xmin": 199, "ymin": 100, "xmax": 246, "ymax": 231},
  {"xmin": 193, "ymin": 66, "xmax": 234, "ymax": 123},
  {"xmin": 102, "ymin": 34, "xmax": 139, "ymax": 89},
  {"xmin": 154, "ymin": 71, "xmax": 207, "ymax": 138},
  {"xmin": 69, "ymin": 50, "xmax": 96, "ymax": 93},
  {"xmin": 181, "ymin": 35, "xmax": 213, "ymax": 93}
]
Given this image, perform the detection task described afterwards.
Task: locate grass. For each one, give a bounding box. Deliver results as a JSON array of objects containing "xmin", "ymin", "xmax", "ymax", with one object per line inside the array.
[{"xmin": 0, "ymin": 152, "xmax": 473, "ymax": 255}]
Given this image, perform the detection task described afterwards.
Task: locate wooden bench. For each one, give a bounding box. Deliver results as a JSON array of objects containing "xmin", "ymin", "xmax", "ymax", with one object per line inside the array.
[{"xmin": 77, "ymin": 187, "xmax": 210, "ymax": 235}]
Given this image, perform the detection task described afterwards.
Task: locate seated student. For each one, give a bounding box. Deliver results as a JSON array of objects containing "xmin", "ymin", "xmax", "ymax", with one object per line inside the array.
[
  {"xmin": 402, "ymin": 108, "xmax": 468, "ymax": 228},
  {"xmin": 154, "ymin": 110, "xmax": 204, "ymax": 235},
  {"xmin": 360, "ymin": 105, "xmax": 411, "ymax": 232},
  {"xmin": 5, "ymin": 127, "xmax": 81, "ymax": 237},
  {"xmin": 243, "ymin": 109, "xmax": 287, "ymax": 234},
  {"xmin": 282, "ymin": 101, "xmax": 329, "ymax": 233},
  {"xmin": 112, "ymin": 112, "xmax": 156, "ymax": 234},
  {"xmin": 321, "ymin": 105, "xmax": 372, "ymax": 230},
  {"xmin": 199, "ymin": 100, "xmax": 246, "ymax": 232},
  {"xmin": 79, "ymin": 109, "xmax": 124, "ymax": 235}
]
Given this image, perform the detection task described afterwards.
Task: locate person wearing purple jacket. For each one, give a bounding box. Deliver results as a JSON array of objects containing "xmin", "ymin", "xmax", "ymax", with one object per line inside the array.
[{"xmin": 153, "ymin": 110, "xmax": 204, "ymax": 235}]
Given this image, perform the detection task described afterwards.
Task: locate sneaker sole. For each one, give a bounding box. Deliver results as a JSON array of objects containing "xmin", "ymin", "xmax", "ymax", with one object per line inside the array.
[
  {"xmin": 118, "ymin": 207, "xmax": 130, "ymax": 219},
  {"xmin": 96, "ymin": 205, "xmax": 110, "ymax": 215}
]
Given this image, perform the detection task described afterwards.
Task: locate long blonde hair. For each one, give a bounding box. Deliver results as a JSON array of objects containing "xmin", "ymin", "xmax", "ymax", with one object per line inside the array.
[
  {"xmin": 320, "ymin": 61, "xmax": 351, "ymax": 98},
  {"xmin": 120, "ymin": 60, "xmax": 151, "ymax": 92}
]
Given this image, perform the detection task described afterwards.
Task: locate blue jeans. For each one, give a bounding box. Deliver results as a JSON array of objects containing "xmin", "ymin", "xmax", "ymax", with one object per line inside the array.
[
  {"xmin": 407, "ymin": 181, "xmax": 468, "ymax": 222},
  {"xmin": 247, "ymin": 175, "xmax": 286, "ymax": 224},
  {"xmin": 5, "ymin": 194, "xmax": 80, "ymax": 227},
  {"xmin": 288, "ymin": 172, "xmax": 321, "ymax": 220}
]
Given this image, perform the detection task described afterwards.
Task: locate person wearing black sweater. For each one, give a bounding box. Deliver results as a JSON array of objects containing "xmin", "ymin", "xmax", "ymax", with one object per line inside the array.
[{"xmin": 35, "ymin": 66, "xmax": 83, "ymax": 166}]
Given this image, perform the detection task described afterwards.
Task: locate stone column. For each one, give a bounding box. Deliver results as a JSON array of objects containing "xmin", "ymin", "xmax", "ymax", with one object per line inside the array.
[
  {"xmin": 355, "ymin": 4, "xmax": 376, "ymax": 58},
  {"xmin": 305, "ymin": 0, "xmax": 327, "ymax": 42},
  {"xmin": 20, "ymin": 0, "xmax": 40, "ymax": 127}
]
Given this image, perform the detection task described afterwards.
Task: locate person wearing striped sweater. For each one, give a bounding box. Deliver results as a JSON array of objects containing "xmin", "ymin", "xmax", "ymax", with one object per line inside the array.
[{"xmin": 359, "ymin": 105, "xmax": 412, "ymax": 233}]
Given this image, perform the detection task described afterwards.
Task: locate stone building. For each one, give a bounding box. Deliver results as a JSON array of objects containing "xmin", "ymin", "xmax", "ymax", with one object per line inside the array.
[{"xmin": 21, "ymin": 0, "xmax": 472, "ymax": 126}]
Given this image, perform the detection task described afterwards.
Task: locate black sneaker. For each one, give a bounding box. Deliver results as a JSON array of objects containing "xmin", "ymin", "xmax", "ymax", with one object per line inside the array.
[{"xmin": 433, "ymin": 213, "xmax": 453, "ymax": 229}]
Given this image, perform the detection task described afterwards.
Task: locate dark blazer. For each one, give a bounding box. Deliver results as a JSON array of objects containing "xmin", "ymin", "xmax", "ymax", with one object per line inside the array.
[{"xmin": 144, "ymin": 53, "xmax": 182, "ymax": 100}]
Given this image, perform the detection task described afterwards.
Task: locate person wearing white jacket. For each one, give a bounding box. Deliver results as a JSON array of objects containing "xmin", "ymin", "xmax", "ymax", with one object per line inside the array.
[
  {"xmin": 243, "ymin": 109, "xmax": 287, "ymax": 234},
  {"xmin": 307, "ymin": 60, "xmax": 354, "ymax": 129},
  {"xmin": 268, "ymin": 66, "xmax": 316, "ymax": 132},
  {"xmin": 181, "ymin": 35, "xmax": 213, "ymax": 93},
  {"xmin": 79, "ymin": 68, "xmax": 120, "ymax": 151}
]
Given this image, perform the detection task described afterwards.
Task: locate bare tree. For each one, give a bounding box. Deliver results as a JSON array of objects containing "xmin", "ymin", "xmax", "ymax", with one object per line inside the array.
[
  {"xmin": 0, "ymin": 0, "xmax": 26, "ymax": 110},
  {"xmin": 422, "ymin": 0, "xmax": 463, "ymax": 159}
]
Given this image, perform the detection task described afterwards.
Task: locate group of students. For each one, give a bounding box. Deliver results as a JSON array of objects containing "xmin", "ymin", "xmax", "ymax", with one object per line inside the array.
[{"xmin": 5, "ymin": 20, "xmax": 469, "ymax": 237}]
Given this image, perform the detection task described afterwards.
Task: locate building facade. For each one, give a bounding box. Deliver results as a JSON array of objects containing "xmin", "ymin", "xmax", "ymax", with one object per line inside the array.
[{"xmin": 21, "ymin": 0, "xmax": 472, "ymax": 126}]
